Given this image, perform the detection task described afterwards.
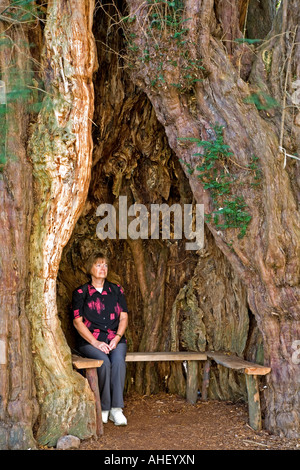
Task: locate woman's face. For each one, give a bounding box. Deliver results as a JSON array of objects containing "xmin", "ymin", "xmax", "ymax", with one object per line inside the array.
[{"xmin": 90, "ymin": 258, "xmax": 108, "ymax": 281}]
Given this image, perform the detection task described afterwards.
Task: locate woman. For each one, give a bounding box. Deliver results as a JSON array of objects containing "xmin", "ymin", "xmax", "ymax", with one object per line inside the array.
[{"xmin": 72, "ymin": 252, "xmax": 128, "ymax": 425}]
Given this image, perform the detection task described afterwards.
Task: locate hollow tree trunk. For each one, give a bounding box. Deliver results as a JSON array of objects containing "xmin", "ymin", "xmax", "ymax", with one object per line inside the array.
[
  {"xmin": 128, "ymin": 236, "xmax": 169, "ymax": 394},
  {"xmin": 169, "ymin": 227, "xmax": 250, "ymax": 400},
  {"xmin": 124, "ymin": 0, "xmax": 300, "ymax": 437},
  {"xmin": 57, "ymin": 0, "xmax": 267, "ymax": 405},
  {"xmin": 26, "ymin": 0, "xmax": 98, "ymax": 446}
]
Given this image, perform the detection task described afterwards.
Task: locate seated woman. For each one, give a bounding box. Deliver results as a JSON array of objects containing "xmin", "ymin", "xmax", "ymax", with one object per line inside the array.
[{"xmin": 72, "ymin": 252, "xmax": 128, "ymax": 425}]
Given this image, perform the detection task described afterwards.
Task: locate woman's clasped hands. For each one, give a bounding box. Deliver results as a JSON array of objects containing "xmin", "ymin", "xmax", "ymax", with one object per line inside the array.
[{"xmin": 92, "ymin": 338, "xmax": 119, "ymax": 354}]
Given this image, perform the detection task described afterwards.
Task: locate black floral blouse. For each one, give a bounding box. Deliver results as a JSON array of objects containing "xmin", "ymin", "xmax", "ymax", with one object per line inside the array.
[{"xmin": 72, "ymin": 279, "xmax": 128, "ymax": 346}]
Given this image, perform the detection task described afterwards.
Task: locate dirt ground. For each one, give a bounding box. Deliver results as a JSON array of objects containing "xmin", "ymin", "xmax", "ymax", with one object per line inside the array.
[{"xmin": 79, "ymin": 392, "xmax": 299, "ymax": 451}]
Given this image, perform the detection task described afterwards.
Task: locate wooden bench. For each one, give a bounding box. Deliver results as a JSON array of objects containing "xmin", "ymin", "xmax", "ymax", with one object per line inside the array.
[
  {"xmin": 125, "ymin": 351, "xmax": 207, "ymax": 404},
  {"xmin": 72, "ymin": 350, "xmax": 271, "ymax": 434},
  {"xmin": 204, "ymin": 352, "xmax": 271, "ymax": 431}
]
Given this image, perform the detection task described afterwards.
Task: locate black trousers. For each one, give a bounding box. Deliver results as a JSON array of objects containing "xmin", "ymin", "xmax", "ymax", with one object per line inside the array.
[{"xmin": 79, "ymin": 342, "xmax": 127, "ymax": 411}]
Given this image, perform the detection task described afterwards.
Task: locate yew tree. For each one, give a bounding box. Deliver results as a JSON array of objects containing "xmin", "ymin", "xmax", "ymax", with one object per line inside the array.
[
  {"xmin": 122, "ymin": 0, "xmax": 300, "ymax": 437},
  {"xmin": 0, "ymin": 0, "xmax": 299, "ymax": 450},
  {"xmin": 0, "ymin": 0, "xmax": 97, "ymax": 449}
]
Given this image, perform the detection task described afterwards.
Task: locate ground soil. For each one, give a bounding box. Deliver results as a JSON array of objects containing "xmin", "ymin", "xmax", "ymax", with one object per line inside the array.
[{"xmin": 78, "ymin": 392, "xmax": 299, "ymax": 451}]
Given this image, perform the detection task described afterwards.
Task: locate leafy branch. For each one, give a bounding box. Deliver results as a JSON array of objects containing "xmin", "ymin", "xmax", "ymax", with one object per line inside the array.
[{"xmin": 179, "ymin": 126, "xmax": 255, "ymax": 239}]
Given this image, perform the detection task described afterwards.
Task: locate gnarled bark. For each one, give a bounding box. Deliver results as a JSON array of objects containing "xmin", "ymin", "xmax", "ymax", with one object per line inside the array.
[
  {"xmin": 124, "ymin": 0, "xmax": 300, "ymax": 437},
  {"xmin": 1, "ymin": 0, "xmax": 299, "ymax": 447},
  {"xmin": 27, "ymin": 0, "xmax": 97, "ymax": 446},
  {"xmin": 0, "ymin": 17, "xmax": 38, "ymax": 449},
  {"xmin": 58, "ymin": 2, "xmax": 252, "ymax": 405}
]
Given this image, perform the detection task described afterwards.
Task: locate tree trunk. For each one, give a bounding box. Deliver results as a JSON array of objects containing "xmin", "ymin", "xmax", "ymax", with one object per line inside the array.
[
  {"xmin": 169, "ymin": 227, "xmax": 249, "ymax": 400},
  {"xmin": 0, "ymin": 12, "xmax": 38, "ymax": 449},
  {"xmin": 1, "ymin": 0, "xmax": 299, "ymax": 446},
  {"xmin": 128, "ymin": 236, "xmax": 169, "ymax": 394},
  {"xmin": 123, "ymin": 0, "xmax": 300, "ymax": 437},
  {"xmin": 26, "ymin": 0, "xmax": 98, "ymax": 446},
  {"xmin": 57, "ymin": 2, "xmax": 250, "ymax": 404}
]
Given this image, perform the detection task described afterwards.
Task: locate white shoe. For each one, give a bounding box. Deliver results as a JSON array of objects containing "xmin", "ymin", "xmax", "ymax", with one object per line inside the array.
[
  {"xmin": 109, "ymin": 408, "xmax": 127, "ymax": 426},
  {"xmin": 102, "ymin": 410, "xmax": 109, "ymax": 423}
]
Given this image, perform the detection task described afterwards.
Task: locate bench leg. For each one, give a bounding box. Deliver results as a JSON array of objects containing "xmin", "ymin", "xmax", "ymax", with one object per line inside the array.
[
  {"xmin": 245, "ymin": 374, "xmax": 262, "ymax": 431},
  {"xmin": 186, "ymin": 360, "xmax": 198, "ymax": 404},
  {"xmin": 201, "ymin": 359, "xmax": 211, "ymax": 401},
  {"xmin": 85, "ymin": 368, "xmax": 104, "ymax": 437}
]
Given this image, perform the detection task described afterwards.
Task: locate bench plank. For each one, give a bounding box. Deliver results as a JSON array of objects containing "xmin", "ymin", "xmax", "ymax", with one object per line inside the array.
[
  {"xmin": 125, "ymin": 351, "xmax": 207, "ymax": 362},
  {"xmin": 72, "ymin": 354, "xmax": 103, "ymax": 370},
  {"xmin": 207, "ymin": 352, "xmax": 271, "ymax": 375}
]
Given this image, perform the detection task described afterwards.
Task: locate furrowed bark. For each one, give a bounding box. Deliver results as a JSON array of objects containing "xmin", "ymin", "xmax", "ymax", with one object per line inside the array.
[
  {"xmin": 0, "ymin": 13, "xmax": 38, "ymax": 450},
  {"xmin": 124, "ymin": 0, "xmax": 300, "ymax": 437},
  {"xmin": 27, "ymin": 0, "xmax": 97, "ymax": 446}
]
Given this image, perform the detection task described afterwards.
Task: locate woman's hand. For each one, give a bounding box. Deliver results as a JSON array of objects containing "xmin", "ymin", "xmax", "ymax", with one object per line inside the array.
[
  {"xmin": 108, "ymin": 312, "xmax": 128, "ymax": 351},
  {"xmin": 73, "ymin": 318, "xmax": 111, "ymax": 354},
  {"xmin": 92, "ymin": 339, "xmax": 110, "ymax": 354},
  {"xmin": 108, "ymin": 336, "xmax": 120, "ymax": 351}
]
